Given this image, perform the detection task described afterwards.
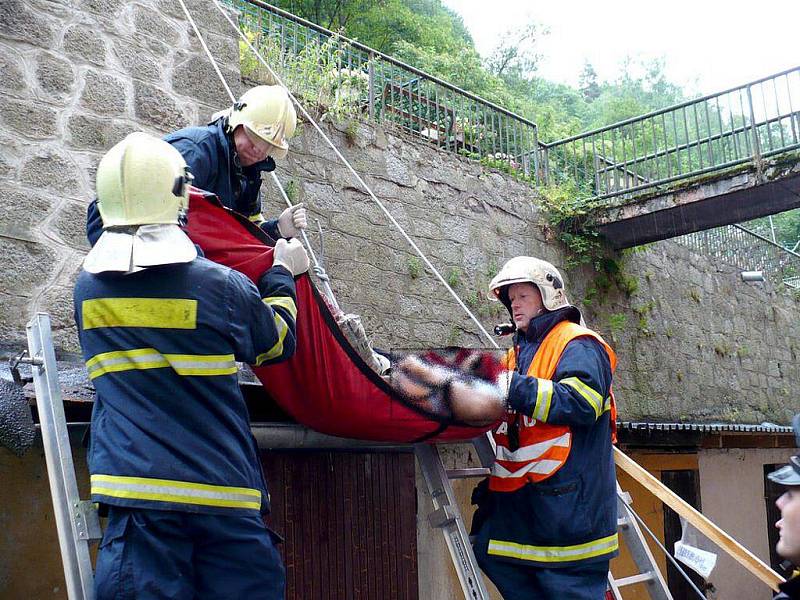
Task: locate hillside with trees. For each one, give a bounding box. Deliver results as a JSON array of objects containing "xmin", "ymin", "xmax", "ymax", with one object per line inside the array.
[{"xmin": 270, "ymin": 0, "xmax": 800, "ymax": 250}]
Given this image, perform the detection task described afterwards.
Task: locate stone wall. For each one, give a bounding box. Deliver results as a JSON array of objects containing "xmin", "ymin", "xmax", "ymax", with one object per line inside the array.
[
  {"xmin": 0, "ymin": 0, "xmax": 242, "ymax": 351},
  {"xmin": 2, "ymin": 0, "xmax": 800, "ymax": 424}
]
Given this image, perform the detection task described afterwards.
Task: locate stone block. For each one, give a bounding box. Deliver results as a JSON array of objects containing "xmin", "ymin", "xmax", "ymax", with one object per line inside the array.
[
  {"xmin": 132, "ymin": 5, "xmax": 180, "ymax": 47},
  {"xmin": 66, "ymin": 114, "xmax": 135, "ymax": 152},
  {"xmin": 38, "ymin": 278, "xmax": 82, "ymax": 353},
  {"xmin": 158, "ymin": 0, "xmax": 236, "ymax": 37},
  {"xmin": 113, "ymin": 41, "xmax": 162, "ymax": 82},
  {"xmin": 171, "ymin": 54, "xmax": 241, "ymax": 107},
  {"xmin": 0, "ymin": 188, "xmax": 54, "ymax": 241},
  {"xmin": 133, "ymin": 81, "xmax": 189, "ymax": 132},
  {"xmin": 19, "ymin": 149, "xmax": 81, "ymax": 194},
  {"xmin": 63, "ymin": 24, "xmax": 107, "ymax": 66},
  {"xmin": 0, "ymin": 44, "xmax": 27, "ymax": 93},
  {"xmin": 50, "ymin": 200, "xmax": 90, "ymax": 250},
  {"xmin": 80, "ymin": 69, "xmax": 128, "ymax": 116},
  {"xmin": 78, "ymin": 0, "xmax": 125, "ymax": 18},
  {"xmin": 0, "ymin": 238, "xmax": 57, "ymax": 302},
  {"xmin": 0, "ymin": 134, "xmax": 24, "ymax": 178},
  {"xmin": 0, "ymin": 0, "xmax": 56, "ymax": 49},
  {"xmin": 34, "ymin": 51, "xmax": 76, "ymax": 98},
  {"xmin": 0, "ymin": 99, "xmax": 59, "ymax": 140},
  {"xmin": 194, "ymin": 31, "xmax": 239, "ymax": 70}
]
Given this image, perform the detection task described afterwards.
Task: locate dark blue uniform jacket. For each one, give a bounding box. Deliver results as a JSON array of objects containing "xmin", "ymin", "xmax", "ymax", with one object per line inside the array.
[
  {"xmin": 476, "ymin": 307, "xmax": 618, "ymax": 568},
  {"xmin": 86, "ymin": 120, "xmax": 281, "ymax": 246},
  {"xmin": 74, "ymin": 257, "xmax": 297, "ymax": 517}
]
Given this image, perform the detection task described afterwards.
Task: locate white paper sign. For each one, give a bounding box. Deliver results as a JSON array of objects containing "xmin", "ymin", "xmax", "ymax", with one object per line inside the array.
[{"xmin": 674, "ymin": 541, "xmax": 717, "ymax": 579}]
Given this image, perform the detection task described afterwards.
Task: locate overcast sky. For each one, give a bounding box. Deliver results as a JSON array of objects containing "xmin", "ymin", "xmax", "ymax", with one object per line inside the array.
[{"xmin": 442, "ymin": 0, "xmax": 799, "ymax": 97}]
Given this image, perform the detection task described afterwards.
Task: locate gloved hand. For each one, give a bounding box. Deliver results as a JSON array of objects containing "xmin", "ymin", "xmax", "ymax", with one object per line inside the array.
[
  {"xmin": 272, "ymin": 238, "xmax": 310, "ymax": 276},
  {"xmin": 277, "ymin": 203, "xmax": 307, "ymax": 239}
]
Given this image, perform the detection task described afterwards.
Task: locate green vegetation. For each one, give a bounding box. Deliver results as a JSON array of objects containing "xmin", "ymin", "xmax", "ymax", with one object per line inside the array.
[
  {"xmin": 284, "ymin": 179, "xmax": 299, "ymax": 202},
  {"xmin": 446, "ymin": 268, "xmax": 460, "ymax": 288},
  {"xmin": 407, "ymin": 256, "xmax": 422, "ymax": 278},
  {"xmin": 266, "ymin": 0, "xmax": 694, "ymax": 141}
]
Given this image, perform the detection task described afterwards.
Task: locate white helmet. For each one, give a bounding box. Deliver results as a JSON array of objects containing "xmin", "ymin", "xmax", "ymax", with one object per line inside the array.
[
  {"xmin": 217, "ymin": 85, "xmax": 297, "ymax": 160},
  {"xmin": 488, "ymin": 256, "xmax": 570, "ymax": 312},
  {"xmin": 84, "ymin": 132, "xmax": 197, "ymax": 274},
  {"xmin": 96, "ymin": 132, "xmax": 191, "ymax": 228}
]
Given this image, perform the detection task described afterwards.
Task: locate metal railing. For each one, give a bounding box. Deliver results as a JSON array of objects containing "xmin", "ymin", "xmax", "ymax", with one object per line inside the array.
[
  {"xmin": 539, "ymin": 66, "xmax": 800, "ymax": 200},
  {"xmin": 225, "ymin": 0, "xmax": 539, "ymax": 173},
  {"xmin": 677, "ymin": 223, "xmax": 800, "ymax": 289}
]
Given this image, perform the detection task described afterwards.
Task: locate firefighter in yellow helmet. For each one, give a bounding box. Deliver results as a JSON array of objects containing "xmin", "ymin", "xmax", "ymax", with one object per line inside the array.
[
  {"xmin": 77, "ymin": 132, "xmax": 308, "ymax": 598},
  {"xmin": 87, "ymin": 85, "xmax": 306, "ymax": 245},
  {"xmin": 393, "ymin": 256, "xmax": 618, "ymax": 599}
]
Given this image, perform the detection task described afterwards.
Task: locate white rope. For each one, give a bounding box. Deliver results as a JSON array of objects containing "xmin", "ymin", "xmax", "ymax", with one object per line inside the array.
[{"xmin": 188, "ymin": 0, "xmax": 500, "ymax": 349}]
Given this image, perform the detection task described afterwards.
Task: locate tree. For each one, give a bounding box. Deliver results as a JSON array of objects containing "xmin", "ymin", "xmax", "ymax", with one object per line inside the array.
[
  {"xmin": 485, "ymin": 21, "xmax": 547, "ymax": 80},
  {"xmin": 579, "ymin": 62, "xmax": 600, "ymax": 103}
]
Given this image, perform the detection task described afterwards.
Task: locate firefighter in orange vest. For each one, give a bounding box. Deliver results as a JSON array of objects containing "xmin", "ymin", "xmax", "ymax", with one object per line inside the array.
[{"xmin": 470, "ymin": 256, "xmax": 618, "ymax": 599}]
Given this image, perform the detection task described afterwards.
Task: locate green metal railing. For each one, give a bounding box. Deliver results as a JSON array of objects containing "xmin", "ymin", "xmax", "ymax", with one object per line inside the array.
[
  {"xmin": 225, "ymin": 0, "xmax": 539, "ymax": 172},
  {"xmin": 539, "ymin": 66, "xmax": 800, "ymax": 200},
  {"xmin": 677, "ymin": 223, "xmax": 800, "ymax": 289}
]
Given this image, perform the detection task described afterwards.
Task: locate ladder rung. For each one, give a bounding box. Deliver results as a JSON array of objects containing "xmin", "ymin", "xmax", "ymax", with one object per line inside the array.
[
  {"xmin": 446, "ymin": 467, "xmax": 491, "ymax": 479},
  {"xmin": 614, "ymin": 571, "xmax": 657, "ymax": 587}
]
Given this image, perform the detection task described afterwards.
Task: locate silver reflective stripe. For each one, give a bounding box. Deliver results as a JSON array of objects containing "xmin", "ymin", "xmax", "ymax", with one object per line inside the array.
[
  {"xmin": 254, "ymin": 313, "xmax": 290, "ymax": 364},
  {"xmin": 90, "ymin": 474, "xmax": 261, "ymax": 511},
  {"xmin": 491, "ymin": 458, "xmax": 564, "ymax": 479},
  {"xmin": 263, "ymin": 296, "xmax": 297, "ymax": 320},
  {"xmin": 560, "ymin": 376, "xmax": 603, "ymax": 418},
  {"xmin": 86, "ymin": 348, "xmax": 236, "ymax": 380},
  {"xmin": 533, "ymin": 378, "xmax": 553, "ymax": 421},
  {"xmin": 495, "ymin": 432, "xmax": 571, "ymax": 462},
  {"xmin": 488, "ymin": 533, "xmax": 619, "ymax": 563}
]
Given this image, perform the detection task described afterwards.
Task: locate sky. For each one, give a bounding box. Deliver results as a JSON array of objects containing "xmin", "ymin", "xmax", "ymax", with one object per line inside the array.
[{"xmin": 442, "ymin": 0, "xmax": 800, "ymax": 97}]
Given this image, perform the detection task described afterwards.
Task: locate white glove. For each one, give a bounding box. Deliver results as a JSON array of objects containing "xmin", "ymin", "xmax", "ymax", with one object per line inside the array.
[
  {"xmin": 272, "ymin": 238, "xmax": 310, "ymax": 277},
  {"xmin": 277, "ymin": 203, "xmax": 307, "ymax": 238}
]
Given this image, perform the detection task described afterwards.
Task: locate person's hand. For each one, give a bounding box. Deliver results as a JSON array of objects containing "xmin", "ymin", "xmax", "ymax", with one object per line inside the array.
[
  {"xmin": 277, "ymin": 203, "xmax": 307, "ymax": 238},
  {"xmin": 272, "ymin": 238, "xmax": 309, "ymax": 276}
]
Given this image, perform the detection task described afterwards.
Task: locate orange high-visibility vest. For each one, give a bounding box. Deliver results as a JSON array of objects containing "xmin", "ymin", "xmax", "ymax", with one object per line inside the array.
[{"xmin": 489, "ymin": 320, "xmax": 617, "ymax": 493}]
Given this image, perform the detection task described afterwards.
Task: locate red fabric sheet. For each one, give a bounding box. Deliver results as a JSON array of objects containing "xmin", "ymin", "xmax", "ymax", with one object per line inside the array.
[{"xmin": 186, "ymin": 189, "xmax": 494, "ymax": 442}]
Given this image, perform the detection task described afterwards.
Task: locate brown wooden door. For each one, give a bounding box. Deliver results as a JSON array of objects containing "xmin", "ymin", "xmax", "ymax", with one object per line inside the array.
[{"xmin": 261, "ymin": 450, "xmax": 418, "ymax": 600}]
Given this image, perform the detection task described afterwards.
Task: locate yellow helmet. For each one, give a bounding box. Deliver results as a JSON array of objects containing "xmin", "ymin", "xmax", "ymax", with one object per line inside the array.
[
  {"xmin": 96, "ymin": 132, "xmax": 192, "ymax": 228},
  {"xmin": 488, "ymin": 256, "xmax": 570, "ymax": 312},
  {"xmin": 225, "ymin": 85, "xmax": 297, "ymax": 159}
]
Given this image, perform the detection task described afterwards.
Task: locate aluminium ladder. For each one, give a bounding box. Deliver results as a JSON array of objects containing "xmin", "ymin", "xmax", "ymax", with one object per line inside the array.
[
  {"xmin": 23, "ymin": 313, "xmax": 101, "ymax": 600},
  {"xmin": 417, "ymin": 434, "xmax": 674, "ymax": 600}
]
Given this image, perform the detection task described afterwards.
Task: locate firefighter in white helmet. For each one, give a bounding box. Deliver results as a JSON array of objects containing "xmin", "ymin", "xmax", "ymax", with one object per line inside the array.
[
  {"xmin": 87, "ymin": 85, "xmax": 307, "ymax": 246},
  {"xmin": 76, "ymin": 132, "xmax": 308, "ymax": 599},
  {"xmin": 393, "ymin": 256, "xmax": 618, "ymax": 599}
]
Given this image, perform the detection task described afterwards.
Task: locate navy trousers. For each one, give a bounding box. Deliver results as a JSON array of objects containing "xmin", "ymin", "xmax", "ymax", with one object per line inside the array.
[
  {"xmin": 473, "ymin": 523, "xmax": 609, "ymax": 600},
  {"xmin": 95, "ymin": 506, "xmax": 285, "ymax": 600}
]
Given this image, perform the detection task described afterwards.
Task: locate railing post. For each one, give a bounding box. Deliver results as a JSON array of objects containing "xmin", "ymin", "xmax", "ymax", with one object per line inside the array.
[
  {"xmin": 368, "ymin": 52, "xmax": 375, "ymax": 121},
  {"xmin": 746, "ymin": 84, "xmax": 764, "ymax": 182}
]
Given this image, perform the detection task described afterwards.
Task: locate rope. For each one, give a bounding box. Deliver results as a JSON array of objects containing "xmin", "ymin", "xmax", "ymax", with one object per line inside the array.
[
  {"xmin": 205, "ymin": 0, "xmax": 500, "ymax": 350},
  {"xmin": 621, "ymin": 497, "xmax": 708, "ymax": 600}
]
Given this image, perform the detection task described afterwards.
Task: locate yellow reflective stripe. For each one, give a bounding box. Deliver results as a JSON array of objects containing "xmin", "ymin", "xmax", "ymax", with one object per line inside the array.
[
  {"xmin": 533, "ymin": 378, "xmax": 553, "ymax": 421},
  {"xmin": 82, "ymin": 298, "xmax": 197, "ymax": 330},
  {"xmin": 263, "ymin": 296, "xmax": 297, "ymax": 320},
  {"xmin": 488, "ymin": 533, "xmax": 619, "ymax": 563},
  {"xmin": 248, "ymin": 213, "xmax": 267, "ymax": 225},
  {"xmin": 560, "ymin": 376, "xmax": 603, "ymax": 419},
  {"xmin": 86, "ymin": 348, "xmax": 236, "ymax": 380},
  {"xmin": 91, "ymin": 474, "xmax": 261, "ymax": 510},
  {"xmin": 254, "ymin": 312, "xmax": 289, "ymax": 365}
]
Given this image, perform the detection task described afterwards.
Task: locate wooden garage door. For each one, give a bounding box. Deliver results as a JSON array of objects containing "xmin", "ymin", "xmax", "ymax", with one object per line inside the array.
[{"xmin": 261, "ymin": 450, "xmax": 418, "ymax": 600}]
